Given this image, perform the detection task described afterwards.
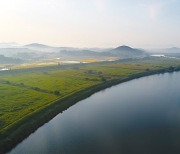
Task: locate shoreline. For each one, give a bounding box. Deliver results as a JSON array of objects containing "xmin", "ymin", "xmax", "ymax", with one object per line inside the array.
[{"xmin": 1, "ymin": 67, "xmax": 180, "ymax": 154}]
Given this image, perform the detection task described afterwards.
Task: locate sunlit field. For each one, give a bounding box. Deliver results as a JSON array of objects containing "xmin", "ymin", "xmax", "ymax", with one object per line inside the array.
[{"xmin": 0, "ymin": 57, "xmax": 180, "ymax": 133}]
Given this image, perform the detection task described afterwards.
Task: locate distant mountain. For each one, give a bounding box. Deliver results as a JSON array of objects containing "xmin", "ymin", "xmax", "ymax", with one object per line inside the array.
[
  {"xmin": 58, "ymin": 45, "xmax": 148, "ymax": 59},
  {"xmin": 107, "ymin": 45, "xmax": 148, "ymax": 58},
  {"xmin": 0, "ymin": 48, "xmax": 39, "ymax": 57},
  {"xmin": 163, "ymin": 47, "xmax": 180, "ymax": 53},
  {"xmin": 82, "ymin": 48, "xmax": 113, "ymax": 52},
  {"xmin": 59, "ymin": 49, "xmax": 105, "ymax": 58},
  {"xmin": 0, "ymin": 42, "xmax": 20, "ymax": 48},
  {"xmin": 0, "ymin": 43, "xmax": 149, "ymax": 60},
  {"xmin": 14, "ymin": 52, "xmax": 44, "ymax": 60},
  {"xmin": 24, "ymin": 43, "xmax": 61, "ymax": 53},
  {"xmin": 0, "ymin": 55, "xmax": 24, "ymax": 64},
  {"xmin": 157, "ymin": 47, "xmax": 180, "ymax": 58},
  {"xmin": 24, "ymin": 43, "xmax": 51, "ymax": 48},
  {"xmin": 149, "ymin": 47, "xmax": 180, "ymax": 54}
]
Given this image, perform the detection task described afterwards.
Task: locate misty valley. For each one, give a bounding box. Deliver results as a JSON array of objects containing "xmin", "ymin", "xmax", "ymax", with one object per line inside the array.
[
  {"xmin": 1, "ymin": 0, "xmax": 180, "ymax": 153},
  {"xmin": 0, "ymin": 48, "xmax": 180, "ymax": 153}
]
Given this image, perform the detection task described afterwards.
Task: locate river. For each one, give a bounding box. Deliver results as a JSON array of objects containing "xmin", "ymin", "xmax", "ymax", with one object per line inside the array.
[{"xmin": 9, "ymin": 72, "xmax": 180, "ymax": 154}]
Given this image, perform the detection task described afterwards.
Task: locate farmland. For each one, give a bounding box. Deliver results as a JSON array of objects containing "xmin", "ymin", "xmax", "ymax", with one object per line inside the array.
[{"xmin": 1, "ymin": 57, "xmax": 180, "ymax": 153}]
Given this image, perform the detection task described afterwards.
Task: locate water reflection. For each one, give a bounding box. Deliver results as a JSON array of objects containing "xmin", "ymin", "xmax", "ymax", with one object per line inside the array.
[{"xmin": 10, "ymin": 72, "xmax": 180, "ymax": 154}]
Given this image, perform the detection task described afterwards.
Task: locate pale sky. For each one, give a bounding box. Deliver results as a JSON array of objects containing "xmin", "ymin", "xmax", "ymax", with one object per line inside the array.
[{"xmin": 0, "ymin": 0, "xmax": 180, "ymax": 48}]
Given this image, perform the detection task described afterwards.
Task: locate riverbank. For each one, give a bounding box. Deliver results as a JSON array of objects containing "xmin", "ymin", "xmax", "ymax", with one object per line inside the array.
[{"xmin": 0, "ymin": 66, "xmax": 180, "ymax": 154}]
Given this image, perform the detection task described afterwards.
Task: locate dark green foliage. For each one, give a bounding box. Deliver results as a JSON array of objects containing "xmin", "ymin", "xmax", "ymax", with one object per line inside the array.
[
  {"xmin": 169, "ymin": 66, "xmax": 175, "ymax": 71},
  {"xmin": 33, "ymin": 87, "xmax": 40, "ymax": 91},
  {"xmin": 20, "ymin": 83, "xmax": 24, "ymax": 86},
  {"xmin": 101, "ymin": 76, "xmax": 107, "ymax": 82},
  {"xmin": 54, "ymin": 90, "xmax": 60, "ymax": 96}
]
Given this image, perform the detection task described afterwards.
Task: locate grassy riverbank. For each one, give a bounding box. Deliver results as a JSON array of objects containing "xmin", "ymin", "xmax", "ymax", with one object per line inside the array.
[{"xmin": 1, "ymin": 57, "xmax": 180, "ymax": 153}]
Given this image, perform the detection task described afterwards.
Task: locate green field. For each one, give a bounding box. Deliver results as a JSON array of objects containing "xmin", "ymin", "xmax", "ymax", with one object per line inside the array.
[{"xmin": 1, "ymin": 57, "xmax": 180, "ymax": 152}]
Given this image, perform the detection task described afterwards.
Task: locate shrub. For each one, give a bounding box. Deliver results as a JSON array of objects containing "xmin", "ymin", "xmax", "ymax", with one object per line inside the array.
[
  {"xmin": 33, "ymin": 87, "xmax": 40, "ymax": 91},
  {"xmin": 54, "ymin": 90, "xmax": 60, "ymax": 96},
  {"xmin": 169, "ymin": 66, "xmax": 174, "ymax": 71},
  {"xmin": 101, "ymin": 77, "xmax": 106, "ymax": 82},
  {"xmin": 20, "ymin": 83, "xmax": 24, "ymax": 86}
]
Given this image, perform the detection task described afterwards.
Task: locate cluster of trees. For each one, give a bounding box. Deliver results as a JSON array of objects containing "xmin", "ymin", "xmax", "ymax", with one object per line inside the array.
[
  {"xmin": 2, "ymin": 80, "xmax": 61, "ymax": 96},
  {"xmin": 85, "ymin": 70, "xmax": 107, "ymax": 82}
]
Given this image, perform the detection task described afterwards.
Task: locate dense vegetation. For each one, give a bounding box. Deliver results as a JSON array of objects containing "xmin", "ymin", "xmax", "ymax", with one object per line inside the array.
[{"xmin": 1, "ymin": 57, "xmax": 180, "ymax": 153}]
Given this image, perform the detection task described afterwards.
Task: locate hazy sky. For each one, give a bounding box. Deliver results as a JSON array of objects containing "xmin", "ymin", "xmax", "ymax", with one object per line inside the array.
[{"xmin": 0, "ymin": 0, "xmax": 180, "ymax": 48}]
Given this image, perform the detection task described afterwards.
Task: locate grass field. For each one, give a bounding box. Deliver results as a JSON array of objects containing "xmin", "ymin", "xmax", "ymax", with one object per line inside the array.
[{"xmin": 1, "ymin": 57, "xmax": 180, "ymax": 153}]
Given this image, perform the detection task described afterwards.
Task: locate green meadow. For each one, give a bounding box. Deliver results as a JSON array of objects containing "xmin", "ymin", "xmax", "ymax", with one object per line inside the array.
[{"xmin": 1, "ymin": 57, "xmax": 180, "ymax": 152}]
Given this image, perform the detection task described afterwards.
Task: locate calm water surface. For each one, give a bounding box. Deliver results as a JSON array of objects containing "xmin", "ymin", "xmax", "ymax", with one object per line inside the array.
[{"xmin": 10, "ymin": 72, "xmax": 180, "ymax": 154}]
